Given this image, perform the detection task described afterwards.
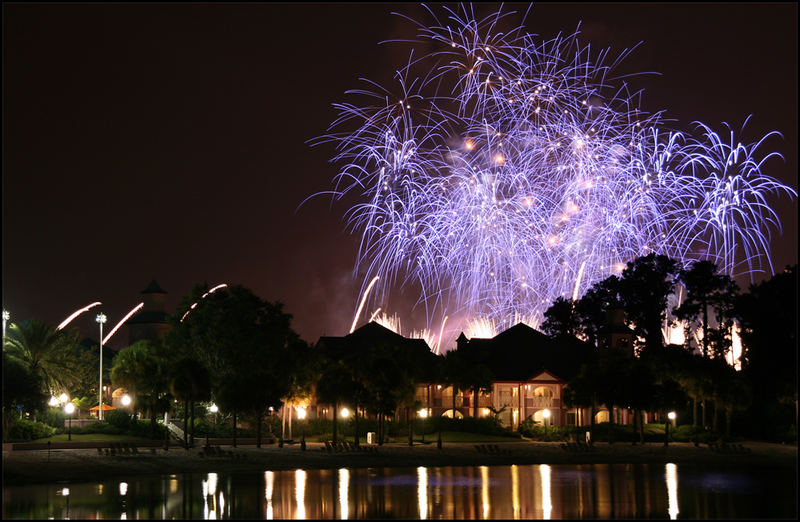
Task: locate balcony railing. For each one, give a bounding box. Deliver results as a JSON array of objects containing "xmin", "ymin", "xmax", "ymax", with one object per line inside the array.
[{"xmin": 525, "ymin": 397, "xmax": 560, "ymax": 408}]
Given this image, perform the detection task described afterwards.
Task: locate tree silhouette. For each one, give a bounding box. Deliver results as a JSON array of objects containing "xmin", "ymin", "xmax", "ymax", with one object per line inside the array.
[
  {"xmin": 4, "ymin": 319, "xmax": 87, "ymax": 399},
  {"xmin": 111, "ymin": 340, "xmax": 171, "ymax": 438},
  {"xmin": 167, "ymin": 284, "xmax": 300, "ymax": 447},
  {"xmin": 3, "ymin": 351, "xmax": 46, "ymax": 438},
  {"xmin": 736, "ymin": 265, "xmax": 797, "ymax": 437},
  {"xmin": 674, "ymin": 260, "xmax": 738, "ymax": 359},
  {"xmin": 542, "ymin": 297, "xmax": 580, "ymax": 338},
  {"xmin": 617, "ymin": 254, "xmax": 679, "ymax": 355},
  {"xmin": 575, "ymin": 276, "xmax": 621, "ymax": 348}
]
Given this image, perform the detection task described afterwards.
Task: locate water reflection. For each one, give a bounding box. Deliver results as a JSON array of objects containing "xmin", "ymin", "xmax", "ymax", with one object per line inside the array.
[
  {"xmin": 511, "ymin": 465, "xmax": 519, "ymax": 519},
  {"xmin": 294, "ymin": 469, "xmax": 306, "ymax": 520},
  {"xmin": 3, "ymin": 462, "xmax": 795, "ymax": 519},
  {"xmin": 540, "ymin": 464, "xmax": 552, "ymax": 519},
  {"xmin": 339, "ymin": 468, "xmax": 349, "ymax": 520},
  {"xmin": 480, "ymin": 465, "xmax": 489, "ymax": 519},
  {"xmin": 666, "ymin": 463, "xmax": 679, "ymax": 520},
  {"xmin": 417, "ymin": 466, "xmax": 427, "ymax": 519},
  {"xmin": 264, "ymin": 471, "xmax": 274, "ymax": 520}
]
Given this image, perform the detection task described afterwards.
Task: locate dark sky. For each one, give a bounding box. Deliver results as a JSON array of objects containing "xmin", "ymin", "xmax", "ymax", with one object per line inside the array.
[{"xmin": 3, "ymin": 3, "xmax": 797, "ymax": 350}]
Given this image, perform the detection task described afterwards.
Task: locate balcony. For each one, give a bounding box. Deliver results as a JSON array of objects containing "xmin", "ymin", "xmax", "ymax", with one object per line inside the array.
[{"xmin": 525, "ymin": 397, "xmax": 560, "ymax": 408}]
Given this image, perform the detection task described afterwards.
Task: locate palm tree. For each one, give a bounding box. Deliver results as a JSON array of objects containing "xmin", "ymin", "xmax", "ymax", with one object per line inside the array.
[
  {"xmin": 111, "ymin": 340, "xmax": 170, "ymax": 437},
  {"xmin": 169, "ymin": 357, "xmax": 211, "ymax": 448},
  {"xmin": 674, "ymin": 260, "xmax": 737, "ymax": 358},
  {"xmin": 4, "ymin": 319, "xmax": 84, "ymax": 397}
]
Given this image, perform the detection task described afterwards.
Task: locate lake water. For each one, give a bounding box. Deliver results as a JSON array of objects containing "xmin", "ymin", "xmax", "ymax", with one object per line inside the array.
[{"xmin": 2, "ymin": 463, "xmax": 795, "ymax": 519}]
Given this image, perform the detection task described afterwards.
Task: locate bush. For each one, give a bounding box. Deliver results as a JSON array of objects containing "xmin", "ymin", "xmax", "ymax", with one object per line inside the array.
[
  {"xmin": 519, "ymin": 420, "xmax": 578, "ymax": 441},
  {"xmin": 105, "ymin": 409, "xmax": 135, "ymax": 431},
  {"xmin": 432, "ymin": 415, "xmax": 518, "ymax": 437},
  {"xmin": 8, "ymin": 418, "xmax": 56, "ymax": 441},
  {"xmin": 71, "ymin": 421, "xmax": 123, "ymax": 435},
  {"xmin": 38, "ymin": 408, "xmax": 67, "ymax": 429}
]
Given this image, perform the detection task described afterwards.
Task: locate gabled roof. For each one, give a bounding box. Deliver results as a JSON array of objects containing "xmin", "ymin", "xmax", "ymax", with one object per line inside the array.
[
  {"xmin": 462, "ymin": 323, "xmax": 594, "ymax": 382},
  {"xmin": 317, "ymin": 321, "xmax": 431, "ymax": 352}
]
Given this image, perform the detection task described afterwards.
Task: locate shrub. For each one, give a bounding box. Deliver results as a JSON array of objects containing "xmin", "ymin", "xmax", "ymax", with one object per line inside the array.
[
  {"xmin": 432, "ymin": 415, "xmax": 517, "ymax": 437},
  {"xmin": 38, "ymin": 408, "xmax": 67, "ymax": 429},
  {"xmin": 8, "ymin": 418, "xmax": 56, "ymax": 441},
  {"xmin": 519, "ymin": 421, "xmax": 577, "ymax": 441},
  {"xmin": 105, "ymin": 409, "xmax": 134, "ymax": 431}
]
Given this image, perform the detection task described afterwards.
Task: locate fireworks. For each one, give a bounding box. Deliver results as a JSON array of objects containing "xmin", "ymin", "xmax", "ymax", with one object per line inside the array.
[{"xmin": 317, "ymin": 5, "xmax": 796, "ymax": 340}]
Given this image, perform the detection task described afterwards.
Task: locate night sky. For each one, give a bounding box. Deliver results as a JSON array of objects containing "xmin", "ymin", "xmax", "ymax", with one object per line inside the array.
[{"xmin": 3, "ymin": 3, "xmax": 797, "ymax": 350}]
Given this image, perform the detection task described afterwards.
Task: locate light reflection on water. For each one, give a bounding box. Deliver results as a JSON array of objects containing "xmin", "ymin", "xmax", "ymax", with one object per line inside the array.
[{"xmin": 2, "ymin": 462, "xmax": 795, "ymax": 519}]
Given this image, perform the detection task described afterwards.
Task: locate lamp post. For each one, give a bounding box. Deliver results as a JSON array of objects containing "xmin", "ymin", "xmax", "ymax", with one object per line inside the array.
[
  {"xmin": 543, "ymin": 409, "xmax": 551, "ymax": 441},
  {"xmin": 665, "ymin": 411, "xmax": 676, "ymax": 447},
  {"xmin": 341, "ymin": 408, "xmax": 350, "ymax": 444},
  {"xmin": 95, "ymin": 313, "xmax": 107, "ymax": 421},
  {"xmin": 297, "ymin": 407, "xmax": 307, "ymax": 451},
  {"xmin": 419, "ymin": 408, "xmax": 428, "ymax": 443},
  {"xmin": 208, "ymin": 404, "xmax": 218, "ymax": 447},
  {"xmin": 2, "ymin": 310, "xmax": 9, "ymax": 344},
  {"xmin": 64, "ymin": 402, "xmax": 75, "ymax": 441}
]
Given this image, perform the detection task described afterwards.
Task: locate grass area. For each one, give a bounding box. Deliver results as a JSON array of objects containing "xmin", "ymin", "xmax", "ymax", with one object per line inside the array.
[
  {"xmin": 33, "ymin": 433, "xmax": 155, "ymax": 443},
  {"xmin": 309, "ymin": 431, "xmax": 523, "ymax": 443}
]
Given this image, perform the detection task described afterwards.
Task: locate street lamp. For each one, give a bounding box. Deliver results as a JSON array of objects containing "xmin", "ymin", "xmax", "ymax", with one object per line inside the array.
[
  {"xmin": 543, "ymin": 409, "xmax": 551, "ymax": 441},
  {"xmin": 340, "ymin": 408, "xmax": 350, "ymax": 444},
  {"xmin": 297, "ymin": 407, "xmax": 307, "ymax": 451},
  {"xmin": 419, "ymin": 408, "xmax": 428, "ymax": 443},
  {"xmin": 64, "ymin": 402, "xmax": 75, "ymax": 441},
  {"xmin": 2, "ymin": 310, "xmax": 9, "ymax": 344},
  {"xmin": 665, "ymin": 411, "xmax": 676, "ymax": 447},
  {"xmin": 96, "ymin": 313, "xmax": 107, "ymax": 421},
  {"xmin": 209, "ymin": 404, "xmax": 218, "ymax": 444}
]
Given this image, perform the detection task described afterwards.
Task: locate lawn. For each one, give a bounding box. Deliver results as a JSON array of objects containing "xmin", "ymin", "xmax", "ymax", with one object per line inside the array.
[
  {"xmin": 34, "ymin": 433, "xmax": 155, "ymax": 443},
  {"xmin": 309, "ymin": 431, "xmax": 523, "ymax": 443}
]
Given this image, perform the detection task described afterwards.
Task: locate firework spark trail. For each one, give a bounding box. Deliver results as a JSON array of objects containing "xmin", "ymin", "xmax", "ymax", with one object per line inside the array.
[
  {"xmin": 350, "ymin": 276, "xmax": 379, "ymax": 333},
  {"xmin": 102, "ymin": 302, "xmax": 144, "ymax": 345},
  {"xmin": 180, "ymin": 284, "xmax": 229, "ymax": 322},
  {"xmin": 57, "ymin": 302, "xmax": 102, "ymax": 330},
  {"xmin": 315, "ymin": 5, "xmax": 796, "ymax": 339}
]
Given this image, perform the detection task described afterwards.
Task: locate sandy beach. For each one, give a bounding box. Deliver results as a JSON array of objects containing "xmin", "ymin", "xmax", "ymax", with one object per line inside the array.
[{"xmin": 3, "ymin": 440, "xmax": 795, "ymax": 486}]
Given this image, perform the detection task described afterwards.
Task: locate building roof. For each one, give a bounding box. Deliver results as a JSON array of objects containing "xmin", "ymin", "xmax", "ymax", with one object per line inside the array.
[
  {"xmin": 461, "ymin": 323, "xmax": 594, "ymax": 382},
  {"xmin": 125, "ymin": 310, "xmax": 170, "ymax": 325},
  {"xmin": 141, "ymin": 279, "xmax": 167, "ymax": 294},
  {"xmin": 318, "ymin": 321, "xmax": 430, "ymax": 353}
]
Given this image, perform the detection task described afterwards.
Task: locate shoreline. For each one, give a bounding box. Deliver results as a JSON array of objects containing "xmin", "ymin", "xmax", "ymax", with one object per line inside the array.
[{"xmin": 3, "ymin": 440, "xmax": 796, "ymax": 486}]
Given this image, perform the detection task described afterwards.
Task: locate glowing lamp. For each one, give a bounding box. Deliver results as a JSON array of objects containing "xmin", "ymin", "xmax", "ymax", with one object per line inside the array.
[
  {"xmin": 542, "ymin": 409, "xmax": 551, "ymax": 419},
  {"xmin": 667, "ymin": 411, "xmax": 676, "ymax": 421},
  {"xmin": 59, "ymin": 393, "xmax": 69, "ymax": 404},
  {"xmin": 64, "ymin": 402, "xmax": 75, "ymax": 415},
  {"xmin": 418, "ymin": 409, "xmax": 428, "ymax": 418},
  {"xmin": 49, "ymin": 396, "xmax": 60, "ymax": 407},
  {"xmin": 121, "ymin": 394, "xmax": 131, "ymax": 407},
  {"xmin": 296, "ymin": 407, "xmax": 307, "ymax": 420},
  {"xmin": 340, "ymin": 408, "xmax": 350, "ymax": 418},
  {"xmin": 209, "ymin": 404, "xmax": 219, "ymax": 413}
]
